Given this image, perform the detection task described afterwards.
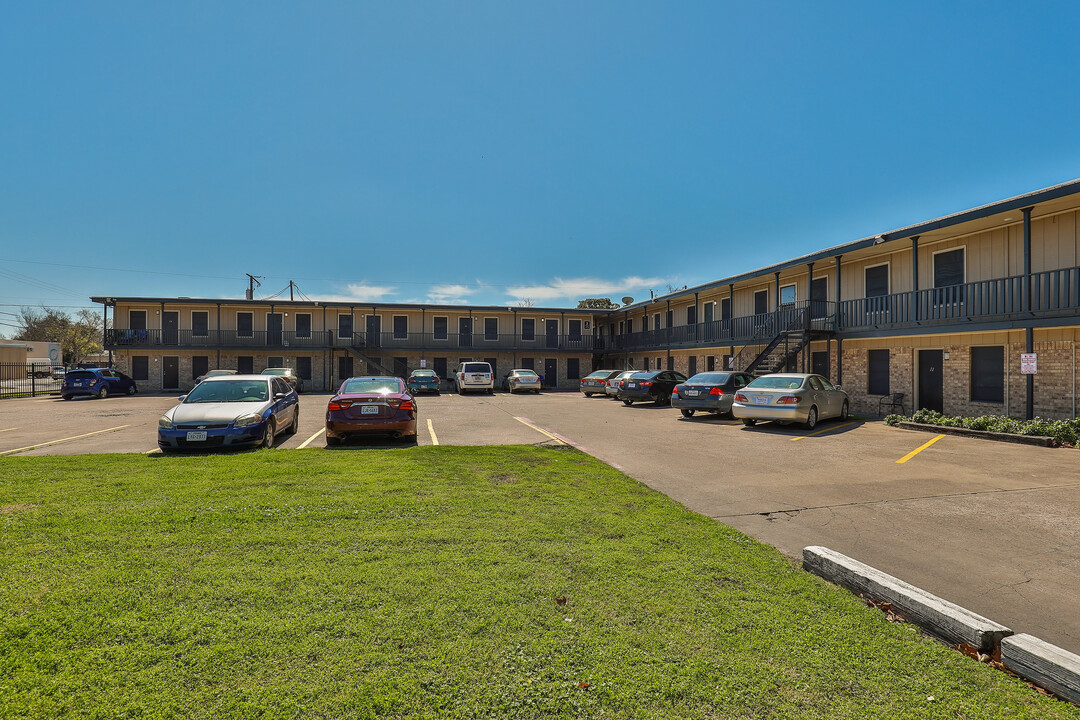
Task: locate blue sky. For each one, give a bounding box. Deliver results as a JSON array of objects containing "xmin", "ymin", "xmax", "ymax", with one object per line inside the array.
[{"xmin": 3, "ymin": 1, "xmax": 1080, "ymax": 328}]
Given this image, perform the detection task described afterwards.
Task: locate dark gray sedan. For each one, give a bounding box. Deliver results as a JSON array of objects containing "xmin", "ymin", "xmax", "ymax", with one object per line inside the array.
[{"xmin": 671, "ymin": 371, "xmax": 755, "ymax": 418}]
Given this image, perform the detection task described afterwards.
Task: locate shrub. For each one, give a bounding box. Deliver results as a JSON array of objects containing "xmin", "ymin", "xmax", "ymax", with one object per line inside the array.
[{"xmin": 886, "ymin": 411, "xmax": 1080, "ymax": 447}]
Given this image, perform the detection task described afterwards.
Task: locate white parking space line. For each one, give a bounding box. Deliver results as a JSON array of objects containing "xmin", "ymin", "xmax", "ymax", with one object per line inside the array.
[
  {"xmin": 0, "ymin": 425, "xmax": 132, "ymax": 457},
  {"xmin": 297, "ymin": 428, "xmax": 325, "ymax": 449},
  {"xmin": 427, "ymin": 419, "xmax": 439, "ymax": 445}
]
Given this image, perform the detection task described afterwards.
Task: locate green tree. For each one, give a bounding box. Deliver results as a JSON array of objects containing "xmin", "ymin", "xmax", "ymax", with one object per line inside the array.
[
  {"xmin": 576, "ymin": 298, "xmax": 620, "ymax": 309},
  {"xmin": 16, "ymin": 307, "xmax": 104, "ymax": 365}
]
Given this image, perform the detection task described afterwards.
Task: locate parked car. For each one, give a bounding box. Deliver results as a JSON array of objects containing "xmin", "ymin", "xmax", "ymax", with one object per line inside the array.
[
  {"xmin": 605, "ymin": 370, "xmax": 637, "ymax": 398},
  {"xmin": 195, "ymin": 369, "xmax": 237, "ymax": 385},
  {"xmin": 261, "ymin": 366, "xmax": 304, "ymax": 393},
  {"xmin": 51, "ymin": 366, "xmax": 67, "ymax": 380},
  {"xmin": 157, "ymin": 374, "xmax": 300, "ymax": 452},
  {"xmin": 620, "ymin": 370, "xmax": 688, "ymax": 406},
  {"xmin": 455, "ymin": 362, "xmax": 494, "ymax": 395},
  {"xmin": 325, "ymin": 376, "xmax": 417, "ymax": 445},
  {"xmin": 580, "ymin": 369, "xmax": 622, "ymax": 397},
  {"xmin": 61, "ymin": 368, "xmax": 138, "ymax": 400},
  {"xmin": 406, "ymin": 369, "xmax": 441, "ymax": 395},
  {"xmin": 503, "ymin": 368, "xmax": 541, "ymax": 394},
  {"xmin": 671, "ymin": 371, "xmax": 756, "ymax": 418},
  {"xmin": 732, "ymin": 373, "xmax": 849, "ymax": 430}
]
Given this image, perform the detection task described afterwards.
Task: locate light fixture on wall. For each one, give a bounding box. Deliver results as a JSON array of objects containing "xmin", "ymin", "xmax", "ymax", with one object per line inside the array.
[{"xmin": 943, "ymin": 351, "xmax": 950, "ymax": 360}]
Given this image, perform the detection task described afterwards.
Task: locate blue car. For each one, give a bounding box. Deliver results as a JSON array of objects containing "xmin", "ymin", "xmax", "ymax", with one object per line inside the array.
[
  {"xmin": 157, "ymin": 374, "xmax": 300, "ymax": 452},
  {"xmin": 61, "ymin": 368, "xmax": 138, "ymax": 400},
  {"xmin": 406, "ymin": 369, "xmax": 441, "ymax": 395}
]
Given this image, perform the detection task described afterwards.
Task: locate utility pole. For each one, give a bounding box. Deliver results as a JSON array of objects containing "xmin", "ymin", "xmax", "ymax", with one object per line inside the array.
[
  {"xmin": 245, "ymin": 274, "xmax": 263, "ymax": 300},
  {"xmin": 289, "ymin": 281, "xmax": 295, "ymax": 301}
]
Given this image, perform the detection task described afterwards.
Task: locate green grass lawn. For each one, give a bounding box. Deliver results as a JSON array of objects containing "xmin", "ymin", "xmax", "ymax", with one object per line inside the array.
[{"xmin": 2, "ymin": 446, "xmax": 1076, "ymax": 719}]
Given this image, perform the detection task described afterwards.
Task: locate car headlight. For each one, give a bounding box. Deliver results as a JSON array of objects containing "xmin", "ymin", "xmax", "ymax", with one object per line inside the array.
[
  {"xmin": 233, "ymin": 412, "xmax": 263, "ymax": 428},
  {"xmin": 158, "ymin": 415, "xmax": 174, "ymax": 429}
]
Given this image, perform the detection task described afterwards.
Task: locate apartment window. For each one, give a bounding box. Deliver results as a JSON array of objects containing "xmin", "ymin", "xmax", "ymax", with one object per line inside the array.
[
  {"xmin": 703, "ymin": 303, "xmax": 713, "ymax": 324},
  {"xmin": 627, "ymin": 318, "xmax": 634, "ymax": 334},
  {"xmin": 132, "ymin": 356, "xmax": 149, "ymax": 381},
  {"xmin": 237, "ymin": 312, "xmax": 253, "ymax": 338},
  {"xmin": 868, "ymin": 349, "xmax": 890, "ymax": 396},
  {"xmin": 192, "ymin": 355, "xmax": 208, "ymax": 381},
  {"xmin": 653, "ymin": 314, "xmax": 661, "ymax": 331},
  {"xmin": 568, "ymin": 319, "xmax": 582, "ymax": 341},
  {"xmin": 754, "ymin": 290, "xmax": 768, "ymax": 315},
  {"xmin": 129, "ymin": 310, "xmax": 147, "ymax": 330},
  {"xmin": 520, "ymin": 357, "xmax": 534, "ymax": 370},
  {"xmin": 934, "ymin": 248, "xmax": 966, "ymax": 304},
  {"xmin": 433, "ymin": 357, "xmax": 448, "ymax": 379},
  {"xmin": 433, "ymin": 316, "xmax": 448, "ymax": 341},
  {"xmin": 485, "ymin": 357, "xmax": 498, "ymax": 380},
  {"xmin": 521, "ymin": 318, "xmax": 535, "ymax": 341},
  {"xmin": 297, "ymin": 357, "xmax": 312, "ymax": 380},
  {"xmin": 267, "ymin": 356, "xmax": 284, "ymax": 368},
  {"xmin": 295, "ymin": 313, "xmax": 312, "ymax": 339},
  {"xmin": 567, "ymin": 358, "xmax": 580, "ymax": 380},
  {"xmin": 656, "ymin": 356, "xmax": 663, "ymax": 370},
  {"xmin": 392, "ymin": 315, "xmax": 408, "ymax": 340},
  {"xmin": 688, "ymin": 356, "xmax": 697, "ymax": 376},
  {"xmin": 643, "ymin": 357, "xmax": 649, "ymax": 371},
  {"xmin": 394, "ymin": 357, "xmax": 408, "ymax": 377},
  {"xmin": 780, "ymin": 283, "xmax": 797, "ymax": 307},
  {"xmin": 666, "ymin": 310, "xmax": 673, "ymax": 328},
  {"xmin": 237, "ymin": 356, "xmax": 254, "ymax": 374},
  {"xmin": 192, "ymin": 311, "xmax": 209, "ymax": 337},
  {"xmin": 865, "ymin": 264, "xmax": 889, "ymax": 297},
  {"xmin": 971, "ymin": 346, "xmax": 1004, "ymax": 403},
  {"xmin": 721, "ymin": 297, "xmax": 731, "ymax": 321},
  {"xmin": 338, "ymin": 314, "xmax": 353, "ymax": 341},
  {"xmin": 723, "ymin": 354, "xmax": 734, "ymax": 370},
  {"xmin": 687, "ymin": 306, "xmax": 697, "ymax": 325},
  {"xmin": 484, "ymin": 317, "xmax": 498, "ymax": 341},
  {"xmin": 706, "ymin": 355, "xmax": 716, "ymax": 371},
  {"xmin": 666, "ymin": 356, "xmax": 673, "ymax": 371}
]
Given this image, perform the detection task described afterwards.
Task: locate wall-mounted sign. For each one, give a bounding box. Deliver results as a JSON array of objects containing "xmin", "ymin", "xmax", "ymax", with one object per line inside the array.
[{"xmin": 1020, "ymin": 353, "xmax": 1037, "ymax": 374}]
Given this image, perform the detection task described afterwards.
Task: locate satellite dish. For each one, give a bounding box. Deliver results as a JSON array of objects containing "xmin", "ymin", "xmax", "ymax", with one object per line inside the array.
[{"xmin": 621, "ymin": 296, "xmax": 634, "ymax": 305}]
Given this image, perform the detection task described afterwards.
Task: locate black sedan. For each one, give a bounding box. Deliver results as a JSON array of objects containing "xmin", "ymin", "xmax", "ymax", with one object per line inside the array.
[
  {"xmin": 671, "ymin": 371, "xmax": 755, "ymax": 418},
  {"xmin": 619, "ymin": 370, "xmax": 688, "ymax": 406}
]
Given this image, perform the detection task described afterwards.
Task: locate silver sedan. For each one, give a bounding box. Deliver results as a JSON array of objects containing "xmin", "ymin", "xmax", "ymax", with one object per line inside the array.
[{"xmin": 731, "ymin": 373, "xmax": 849, "ymax": 430}]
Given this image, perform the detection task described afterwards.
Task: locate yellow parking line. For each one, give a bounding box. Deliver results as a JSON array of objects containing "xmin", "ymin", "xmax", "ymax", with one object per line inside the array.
[
  {"xmin": 513, "ymin": 417, "xmax": 567, "ymax": 445},
  {"xmin": 298, "ymin": 428, "xmax": 325, "ymax": 449},
  {"xmin": 0, "ymin": 425, "xmax": 131, "ymax": 457},
  {"xmin": 791, "ymin": 421, "xmax": 859, "ymax": 441},
  {"xmin": 427, "ymin": 419, "xmax": 439, "ymax": 445},
  {"xmin": 896, "ymin": 434, "xmax": 946, "ymax": 464},
  {"xmin": 0, "ymin": 428, "xmax": 16, "ymax": 433}
]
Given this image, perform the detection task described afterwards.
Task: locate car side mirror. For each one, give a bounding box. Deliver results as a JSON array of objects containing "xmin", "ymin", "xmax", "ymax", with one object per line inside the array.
[
  {"xmin": 178, "ymin": 395, "xmax": 187, "ymax": 402},
  {"xmin": 834, "ymin": 384, "xmax": 842, "ymax": 391},
  {"xmin": 274, "ymin": 392, "xmax": 288, "ymax": 399}
]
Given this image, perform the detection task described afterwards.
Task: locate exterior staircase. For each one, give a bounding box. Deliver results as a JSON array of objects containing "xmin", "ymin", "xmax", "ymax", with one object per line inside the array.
[
  {"xmin": 745, "ymin": 330, "xmax": 810, "ymax": 376},
  {"xmin": 346, "ymin": 345, "xmax": 397, "ymax": 377}
]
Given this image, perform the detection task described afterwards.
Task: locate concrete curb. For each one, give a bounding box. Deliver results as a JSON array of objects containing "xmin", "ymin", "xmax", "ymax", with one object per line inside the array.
[
  {"xmin": 894, "ymin": 421, "xmax": 1056, "ymax": 447},
  {"xmin": 802, "ymin": 546, "xmax": 1012, "ymax": 652},
  {"xmin": 1002, "ymin": 634, "xmax": 1080, "ymax": 705}
]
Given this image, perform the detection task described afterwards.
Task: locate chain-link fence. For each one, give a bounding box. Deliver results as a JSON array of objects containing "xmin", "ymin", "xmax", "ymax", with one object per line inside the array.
[{"xmin": 0, "ymin": 363, "xmax": 65, "ymax": 398}]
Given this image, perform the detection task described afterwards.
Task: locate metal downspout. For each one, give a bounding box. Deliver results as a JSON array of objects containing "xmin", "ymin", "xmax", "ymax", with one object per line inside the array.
[{"xmin": 1024, "ymin": 207, "xmax": 1034, "ymax": 420}]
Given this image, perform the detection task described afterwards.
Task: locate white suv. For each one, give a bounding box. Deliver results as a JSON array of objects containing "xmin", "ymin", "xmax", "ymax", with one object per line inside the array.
[{"xmin": 456, "ymin": 361, "xmax": 494, "ymax": 395}]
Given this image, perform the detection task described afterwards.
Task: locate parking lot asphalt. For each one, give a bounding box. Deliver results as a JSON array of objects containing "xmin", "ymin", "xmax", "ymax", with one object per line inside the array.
[{"xmin": 3, "ymin": 390, "xmax": 1079, "ymax": 655}]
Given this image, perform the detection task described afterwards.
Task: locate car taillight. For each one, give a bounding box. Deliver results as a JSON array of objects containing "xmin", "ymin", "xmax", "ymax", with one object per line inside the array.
[
  {"xmin": 387, "ymin": 399, "xmax": 415, "ymax": 410},
  {"xmin": 599, "ymin": 380, "xmax": 608, "ymax": 385},
  {"xmin": 327, "ymin": 399, "xmax": 349, "ymax": 411},
  {"xmin": 639, "ymin": 381, "xmax": 653, "ymax": 387},
  {"xmin": 674, "ymin": 385, "xmax": 683, "ymax": 393},
  {"xmin": 734, "ymin": 392, "xmax": 748, "ymax": 402},
  {"xmin": 709, "ymin": 387, "xmax": 724, "ymax": 395},
  {"xmin": 776, "ymin": 395, "xmax": 800, "ymax": 404}
]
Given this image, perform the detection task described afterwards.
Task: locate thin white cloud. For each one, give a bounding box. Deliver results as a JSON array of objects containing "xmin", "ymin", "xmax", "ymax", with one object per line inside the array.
[
  {"xmin": 427, "ymin": 284, "xmax": 478, "ymax": 305},
  {"xmin": 505, "ymin": 276, "xmax": 666, "ymax": 303},
  {"xmin": 314, "ymin": 283, "xmax": 399, "ymax": 303}
]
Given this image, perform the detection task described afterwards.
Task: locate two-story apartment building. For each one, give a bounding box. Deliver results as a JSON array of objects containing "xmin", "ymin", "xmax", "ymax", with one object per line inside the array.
[
  {"xmin": 591, "ymin": 178, "xmax": 1080, "ymax": 420},
  {"xmin": 94, "ymin": 178, "xmax": 1080, "ymax": 420},
  {"xmin": 89, "ymin": 300, "xmax": 601, "ymax": 393}
]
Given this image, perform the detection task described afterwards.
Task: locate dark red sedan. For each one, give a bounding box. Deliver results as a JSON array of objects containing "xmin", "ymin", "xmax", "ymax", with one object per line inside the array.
[{"xmin": 325, "ymin": 376, "xmax": 417, "ymax": 445}]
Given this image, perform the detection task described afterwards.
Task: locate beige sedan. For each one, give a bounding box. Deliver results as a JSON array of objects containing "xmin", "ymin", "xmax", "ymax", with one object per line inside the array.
[{"xmin": 731, "ymin": 373, "xmax": 849, "ymax": 430}]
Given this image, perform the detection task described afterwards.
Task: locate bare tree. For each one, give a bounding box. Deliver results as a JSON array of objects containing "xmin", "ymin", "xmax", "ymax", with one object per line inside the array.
[{"xmin": 517, "ymin": 298, "xmax": 535, "ymax": 307}]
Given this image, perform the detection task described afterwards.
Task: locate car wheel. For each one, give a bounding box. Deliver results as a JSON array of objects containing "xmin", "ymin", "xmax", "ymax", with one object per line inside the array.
[
  {"xmin": 840, "ymin": 401, "xmax": 849, "ymax": 421},
  {"xmin": 653, "ymin": 392, "xmax": 666, "ymax": 406},
  {"xmin": 325, "ymin": 435, "xmax": 341, "ymax": 447},
  {"xmin": 680, "ymin": 409, "xmax": 695, "ymax": 418},
  {"xmin": 62, "ymin": 395, "xmax": 72, "ymax": 401},
  {"xmin": 584, "ymin": 392, "xmax": 592, "ymax": 397},
  {"xmin": 805, "ymin": 406, "xmax": 818, "ymax": 430},
  {"xmin": 622, "ymin": 398, "xmax": 633, "ymax": 406},
  {"xmin": 127, "ymin": 384, "xmax": 137, "ymax": 395},
  {"xmin": 742, "ymin": 418, "xmax": 757, "ymax": 427},
  {"xmin": 288, "ymin": 410, "xmax": 299, "ymax": 434},
  {"xmin": 97, "ymin": 385, "xmax": 109, "ymax": 399},
  {"xmin": 534, "ymin": 389, "xmax": 540, "ymax": 394},
  {"xmin": 262, "ymin": 419, "xmax": 276, "ymax": 449}
]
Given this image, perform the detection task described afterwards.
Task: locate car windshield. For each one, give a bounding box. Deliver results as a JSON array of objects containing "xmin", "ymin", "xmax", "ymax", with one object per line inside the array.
[
  {"xmin": 686, "ymin": 373, "xmax": 730, "ymax": 384},
  {"xmin": 513, "ymin": 370, "xmax": 538, "ymax": 378},
  {"xmin": 411, "ymin": 371, "xmax": 436, "ymax": 378},
  {"xmin": 747, "ymin": 376, "xmax": 805, "ymax": 390},
  {"xmin": 462, "ymin": 363, "xmax": 490, "ymax": 373},
  {"xmin": 185, "ymin": 379, "xmax": 270, "ymax": 403},
  {"xmin": 584, "ymin": 371, "xmax": 611, "ymax": 379},
  {"xmin": 341, "ymin": 378, "xmax": 403, "ymax": 394},
  {"xmin": 630, "ymin": 372, "xmax": 659, "ymax": 380},
  {"xmin": 66, "ymin": 371, "xmax": 97, "ymax": 380},
  {"xmin": 262, "ymin": 368, "xmax": 291, "ymax": 375}
]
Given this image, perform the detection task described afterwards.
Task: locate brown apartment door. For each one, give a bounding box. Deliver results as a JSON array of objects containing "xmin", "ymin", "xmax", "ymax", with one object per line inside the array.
[
  {"xmin": 163, "ymin": 357, "xmax": 180, "ymax": 390},
  {"xmin": 163, "ymin": 312, "xmax": 179, "ymax": 345}
]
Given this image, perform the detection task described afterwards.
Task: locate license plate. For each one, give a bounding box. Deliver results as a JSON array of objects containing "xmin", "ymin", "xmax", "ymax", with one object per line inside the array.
[
  {"xmin": 361, "ymin": 405, "xmax": 379, "ymax": 415},
  {"xmin": 627, "ymin": 383, "xmax": 637, "ymax": 388},
  {"xmin": 185, "ymin": 431, "xmax": 207, "ymax": 442},
  {"xmin": 684, "ymin": 390, "xmax": 700, "ymax": 397},
  {"xmin": 753, "ymin": 395, "xmax": 770, "ymax": 404}
]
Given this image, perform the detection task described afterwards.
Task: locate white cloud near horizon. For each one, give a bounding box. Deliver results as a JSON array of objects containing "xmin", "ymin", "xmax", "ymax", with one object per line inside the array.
[
  {"xmin": 313, "ymin": 283, "xmax": 399, "ymax": 303},
  {"xmin": 505, "ymin": 276, "xmax": 666, "ymax": 303},
  {"xmin": 427, "ymin": 284, "xmax": 478, "ymax": 304}
]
